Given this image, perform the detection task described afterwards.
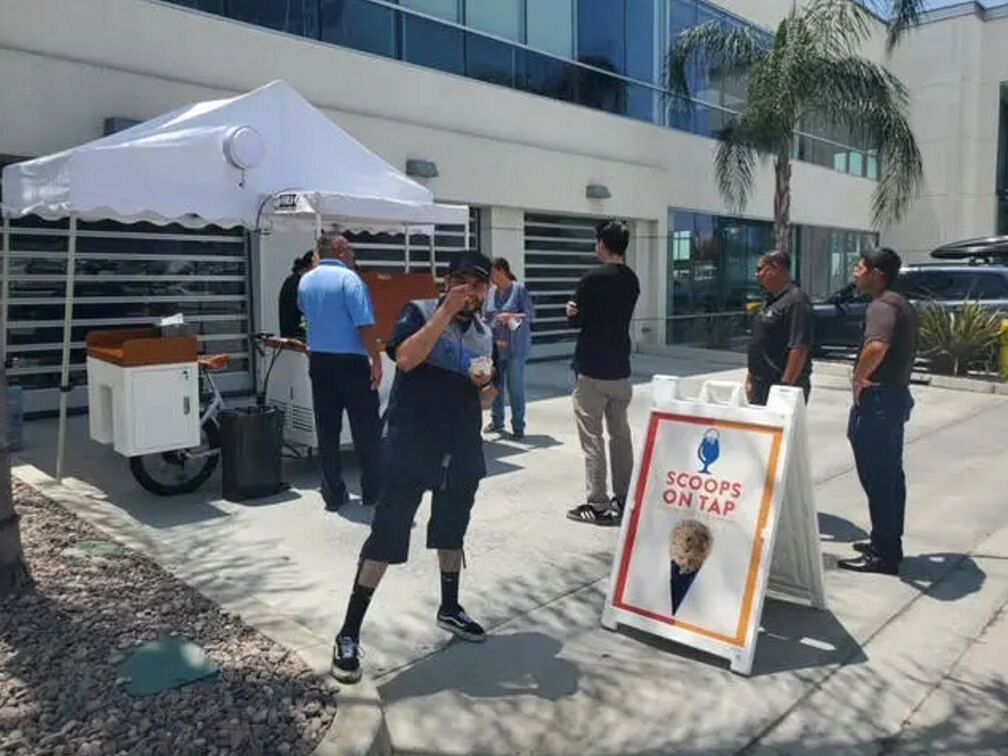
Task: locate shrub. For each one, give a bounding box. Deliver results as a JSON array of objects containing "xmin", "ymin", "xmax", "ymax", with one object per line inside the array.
[{"xmin": 918, "ymin": 301, "xmax": 1003, "ymax": 376}]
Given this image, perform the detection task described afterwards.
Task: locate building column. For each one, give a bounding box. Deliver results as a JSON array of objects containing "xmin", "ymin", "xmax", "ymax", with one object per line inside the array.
[
  {"xmin": 628, "ymin": 218, "xmax": 666, "ymax": 349},
  {"xmin": 481, "ymin": 206, "xmax": 525, "ymax": 279}
]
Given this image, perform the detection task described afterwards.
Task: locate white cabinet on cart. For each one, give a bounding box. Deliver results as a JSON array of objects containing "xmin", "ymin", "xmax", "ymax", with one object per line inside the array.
[{"xmin": 86, "ymin": 329, "xmax": 201, "ymax": 457}]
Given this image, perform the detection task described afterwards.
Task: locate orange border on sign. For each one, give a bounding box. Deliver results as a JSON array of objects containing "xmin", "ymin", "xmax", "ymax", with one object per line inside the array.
[{"xmin": 612, "ymin": 411, "xmax": 784, "ymax": 647}]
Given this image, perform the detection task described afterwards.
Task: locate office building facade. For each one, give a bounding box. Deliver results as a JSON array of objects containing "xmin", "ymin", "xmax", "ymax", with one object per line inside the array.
[{"xmin": 1, "ymin": 0, "xmax": 1005, "ymax": 411}]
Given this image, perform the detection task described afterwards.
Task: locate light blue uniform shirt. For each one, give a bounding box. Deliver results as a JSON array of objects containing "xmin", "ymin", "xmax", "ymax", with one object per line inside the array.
[{"xmin": 297, "ymin": 260, "xmax": 375, "ymax": 355}]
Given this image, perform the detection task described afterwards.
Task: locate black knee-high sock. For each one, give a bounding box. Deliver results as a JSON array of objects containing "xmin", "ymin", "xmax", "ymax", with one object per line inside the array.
[
  {"xmin": 339, "ymin": 583, "xmax": 375, "ymax": 640},
  {"xmin": 440, "ymin": 571, "xmax": 460, "ymax": 612}
]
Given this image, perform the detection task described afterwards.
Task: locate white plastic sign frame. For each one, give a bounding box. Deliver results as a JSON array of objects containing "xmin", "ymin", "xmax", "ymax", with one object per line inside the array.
[{"xmin": 601, "ymin": 376, "xmax": 826, "ymax": 676}]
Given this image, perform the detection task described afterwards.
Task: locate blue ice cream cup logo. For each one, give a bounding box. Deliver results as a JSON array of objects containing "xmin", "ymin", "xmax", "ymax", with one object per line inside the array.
[{"xmin": 698, "ymin": 428, "xmax": 720, "ymax": 474}]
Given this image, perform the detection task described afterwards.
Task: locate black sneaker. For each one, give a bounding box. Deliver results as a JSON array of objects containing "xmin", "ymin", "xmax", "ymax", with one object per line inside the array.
[
  {"xmin": 436, "ymin": 605, "xmax": 486, "ymax": 643},
  {"xmin": 483, "ymin": 422, "xmax": 504, "ymax": 434},
  {"xmin": 330, "ymin": 635, "xmax": 362, "ymax": 683},
  {"xmin": 566, "ymin": 503, "xmax": 622, "ymax": 527}
]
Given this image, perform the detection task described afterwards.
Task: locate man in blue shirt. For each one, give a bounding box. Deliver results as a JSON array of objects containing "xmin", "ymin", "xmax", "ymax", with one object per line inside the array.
[{"xmin": 298, "ymin": 232, "xmax": 383, "ymax": 510}]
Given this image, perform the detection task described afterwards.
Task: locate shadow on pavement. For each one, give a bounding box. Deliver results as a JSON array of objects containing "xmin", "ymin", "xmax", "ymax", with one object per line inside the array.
[
  {"xmin": 900, "ymin": 553, "xmax": 986, "ymax": 602},
  {"xmin": 379, "ymin": 631, "xmax": 580, "ymax": 703},
  {"xmin": 753, "ymin": 600, "xmax": 866, "ymax": 676},
  {"xmin": 818, "ymin": 512, "xmax": 869, "ymax": 544}
]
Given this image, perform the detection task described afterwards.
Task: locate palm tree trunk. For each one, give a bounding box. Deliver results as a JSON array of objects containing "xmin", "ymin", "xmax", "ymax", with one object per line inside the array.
[
  {"xmin": 773, "ymin": 141, "xmax": 793, "ymax": 255},
  {"xmin": 0, "ymin": 361, "xmax": 31, "ymax": 596}
]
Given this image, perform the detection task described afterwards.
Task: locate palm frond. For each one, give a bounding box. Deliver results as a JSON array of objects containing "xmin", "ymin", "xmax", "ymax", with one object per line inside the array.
[
  {"xmin": 712, "ymin": 118, "xmax": 774, "ymax": 213},
  {"xmin": 799, "ymin": 55, "xmax": 922, "ymax": 226},
  {"xmin": 666, "ymin": 22, "xmax": 769, "ymax": 109},
  {"xmin": 801, "ymin": 0, "xmax": 874, "ymax": 57},
  {"xmin": 887, "ymin": 0, "xmax": 925, "ymax": 52}
]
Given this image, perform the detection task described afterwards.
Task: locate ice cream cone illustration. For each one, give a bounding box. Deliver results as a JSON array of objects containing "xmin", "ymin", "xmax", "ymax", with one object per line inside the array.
[{"xmin": 668, "ymin": 519, "xmax": 714, "ymax": 615}]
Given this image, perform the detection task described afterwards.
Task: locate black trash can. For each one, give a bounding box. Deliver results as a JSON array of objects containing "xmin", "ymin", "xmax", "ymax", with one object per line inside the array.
[{"xmin": 220, "ymin": 406, "xmax": 286, "ymax": 502}]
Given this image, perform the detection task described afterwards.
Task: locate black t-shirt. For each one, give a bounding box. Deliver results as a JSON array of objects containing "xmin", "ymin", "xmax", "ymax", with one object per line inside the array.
[
  {"xmin": 383, "ymin": 303, "xmax": 499, "ymax": 487},
  {"xmin": 568, "ymin": 263, "xmax": 640, "ymax": 380},
  {"xmin": 748, "ymin": 283, "xmax": 814, "ymax": 385},
  {"xmin": 860, "ymin": 289, "xmax": 919, "ymax": 388},
  {"xmin": 278, "ymin": 272, "xmax": 303, "ymax": 338}
]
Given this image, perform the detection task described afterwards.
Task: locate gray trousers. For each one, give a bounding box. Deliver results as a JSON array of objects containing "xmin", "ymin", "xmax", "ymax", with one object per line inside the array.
[{"xmin": 572, "ymin": 375, "xmax": 633, "ymax": 506}]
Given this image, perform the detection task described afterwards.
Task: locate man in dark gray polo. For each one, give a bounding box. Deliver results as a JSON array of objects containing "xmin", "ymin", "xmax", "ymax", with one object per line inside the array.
[
  {"xmin": 840, "ymin": 247, "xmax": 919, "ymax": 575},
  {"xmin": 746, "ymin": 250, "xmax": 814, "ymax": 406}
]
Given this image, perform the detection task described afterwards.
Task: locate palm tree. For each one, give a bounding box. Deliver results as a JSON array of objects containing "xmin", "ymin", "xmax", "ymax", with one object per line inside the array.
[
  {"xmin": 667, "ymin": 0, "xmax": 923, "ymax": 255},
  {"xmin": 886, "ymin": 0, "xmax": 925, "ymax": 52},
  {"xmin": 0, "ymin": 361, "xmax": 31, "ymax": 596}
]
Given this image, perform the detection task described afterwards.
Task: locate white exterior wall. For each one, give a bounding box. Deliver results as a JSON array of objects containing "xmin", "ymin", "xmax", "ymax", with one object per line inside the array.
[
  {"xmin": 0, "ymin": 0, "xmax": 880, "ymax": 350},
  {"xmin": 884, "ymin": 8, "xmax": 1008, "ymax": 262}
]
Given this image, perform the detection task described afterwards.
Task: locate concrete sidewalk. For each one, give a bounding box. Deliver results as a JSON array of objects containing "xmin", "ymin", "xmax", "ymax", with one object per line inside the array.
[{"xmin": 12, "ymin": 350, "xmax": 1008, "ymax": 755}]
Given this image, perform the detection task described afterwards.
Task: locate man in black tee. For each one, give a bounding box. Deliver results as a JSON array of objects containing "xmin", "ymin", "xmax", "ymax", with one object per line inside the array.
[
  {"xmin": 840, "ymin": 247, "xmax": 919, "ymax": 576},
  {"xmin": 565, "ymin": 220, "xmax": 640, "ymax": 526},
  {"xmin": 746, "ymin": 250, "xmax": 814, "ymax": 405}
]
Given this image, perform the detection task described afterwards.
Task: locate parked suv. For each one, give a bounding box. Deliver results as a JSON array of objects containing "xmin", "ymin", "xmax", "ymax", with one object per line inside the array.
[{"xmin": 813, "ymin": 262, "xmax": 1008, "ymax": 354}]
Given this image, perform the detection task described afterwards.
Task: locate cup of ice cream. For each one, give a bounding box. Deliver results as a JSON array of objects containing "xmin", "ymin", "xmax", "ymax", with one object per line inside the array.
[
  {"xmin": 668, "ymin": 519, "xmax": 714, "ymax": 615},
  {"xmin": 468, "ymin": 355, "xmax": 493, "ymax": 382}
]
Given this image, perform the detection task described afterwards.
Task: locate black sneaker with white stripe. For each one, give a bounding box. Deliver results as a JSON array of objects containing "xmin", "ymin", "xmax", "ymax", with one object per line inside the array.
[
  {"xmin": 566, "ymin": 498, "xmax": 624, "ymax": 527},
  {"xmin": 436, "ymin": 605, "xmax": 486, "ymax": 643},
  {"xmin": 330, "ymin": 635, "xmax": 362, "ymax": 683}
]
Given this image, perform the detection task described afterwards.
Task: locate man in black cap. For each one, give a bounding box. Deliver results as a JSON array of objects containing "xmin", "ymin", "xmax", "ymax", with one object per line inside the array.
[
  {"xmin": 330, "ymin": 250, "xmax": 499, "ymax": 683},
  {"xmin": 840, "ymin": 247, "xmax": 919, "ymax": 575},
  {"xmin": 746, "ymin": 250, "xmax": 814, "ymax": 406}
]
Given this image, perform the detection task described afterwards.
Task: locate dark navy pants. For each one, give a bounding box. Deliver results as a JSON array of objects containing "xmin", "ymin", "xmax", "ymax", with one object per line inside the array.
[
  {"xmin": 309, "ymin": 352, "xmax": 382, "ymax": 506},
  {"xmin": 847, "ymin": 387, "xmax": 914, "ymax": 563}
]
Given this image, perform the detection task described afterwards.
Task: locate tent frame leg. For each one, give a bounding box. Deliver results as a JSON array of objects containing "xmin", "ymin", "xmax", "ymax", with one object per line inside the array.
[
  {"xmin": 404, "ymin": 224, "xmax": 411, "ymax": 273},
  {"xmin": 1, "ymin": 213, "xmax": 10, "ymax": 369},
  {"xmin": 56, "ymin": 214, "xmax": 78, "ymax": 483}
]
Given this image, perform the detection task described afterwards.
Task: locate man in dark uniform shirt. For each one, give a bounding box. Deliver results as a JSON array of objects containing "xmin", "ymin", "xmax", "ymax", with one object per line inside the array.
[
  {"xmin": 329, "ymin": 251, "xmax": 499, "ymax": 684},
  {"xmin": 746, "ymin": 250, "xmax": 814, "ymax": 405},
  {"xmin": 840, "ymin": 247, "xmax": 919, "ymax": 575},
  {"xmin": 278, "ymin": 250, "xmax": 316, "ymax": 339}
]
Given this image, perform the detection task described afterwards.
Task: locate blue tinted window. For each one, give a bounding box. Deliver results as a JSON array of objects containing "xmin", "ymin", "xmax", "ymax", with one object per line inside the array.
[
  {"xmin": 578, "ymin": 68, "xmax": 627, "ymax": 115},
  {"xmin": 577, "ymin": 0, "xmax": 626, "ymax": 76},
  {"xmin": 465, "ymin": 0, "xmax": 522, "ymax": 42},
  {"xmin": 320, "ymin": 0, "xmax": 398, "ymax": 57},
  {"xmin": 402, "ymin": 12, "xmax": 464, "ymax": 74},
  {"xmin": 626, "ymin": 0, "xmax": 655, "ymax": 83},
  {"xmin": 627, "ymin": 83, "xmax": 655, "ymax": 123},
  {"xmin": 527, "ymin": 0, "xmax": 573, "ymax": 57},
  {"xmin": 467, "ymin": 33, "xmax": 516, "ymax": 88},
  {"xmin": 401, "ymin": 0, "xmax": 459, "ymax": 23},
  {"xmin": 226, "ymin": 0, "xmax": 319, "ymax": 37},
  {"xmin": 519, "ymin": 49, "xmax": 578, "ymax": 103},
  {"xmin": 172, "ymin": 0, "xmax": 226, "ymax": 13}
]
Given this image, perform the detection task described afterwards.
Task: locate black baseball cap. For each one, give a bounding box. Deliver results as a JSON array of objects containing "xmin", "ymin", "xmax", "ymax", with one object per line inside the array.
[
  {"xmin": 860, "ymin": 247, "xmax": 902, "ymax": 287},
  {"xmin": 447, "ymin": 251, "xmax": 492, "ymax": 282}
]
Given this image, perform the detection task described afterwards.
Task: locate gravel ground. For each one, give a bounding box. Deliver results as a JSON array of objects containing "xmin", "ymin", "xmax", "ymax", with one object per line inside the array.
[{"xmin": 0, "ymin": 483, "xmax": 338, "ymax": 756}]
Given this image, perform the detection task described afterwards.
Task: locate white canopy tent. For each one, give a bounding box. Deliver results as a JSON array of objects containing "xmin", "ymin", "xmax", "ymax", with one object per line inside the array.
[{"xmin": 1, "ymin": 80, "xmax": 468, "ymax": 480}]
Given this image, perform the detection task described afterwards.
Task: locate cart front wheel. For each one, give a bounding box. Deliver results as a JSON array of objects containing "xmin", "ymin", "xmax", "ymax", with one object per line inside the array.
[{"xmin": 129, "ymin": 422, "xmax": 221, "ymax": 496}]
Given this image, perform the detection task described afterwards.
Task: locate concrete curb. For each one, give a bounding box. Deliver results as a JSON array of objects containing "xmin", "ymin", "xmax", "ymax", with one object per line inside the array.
[
  {"xmin": 635, "ymin": 343, "xmax": 748, "ymax": 368},
  {"xmin": 635, "ymin": 347, "xmax": 1008, "ymax": 397},
  {"xmin": 815, "ymin": 360, "xmax": 1008, "ymax": 396},
  {"xmin": 11, "ymin": 464, "xmax": 392, "ymax": 756}
]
